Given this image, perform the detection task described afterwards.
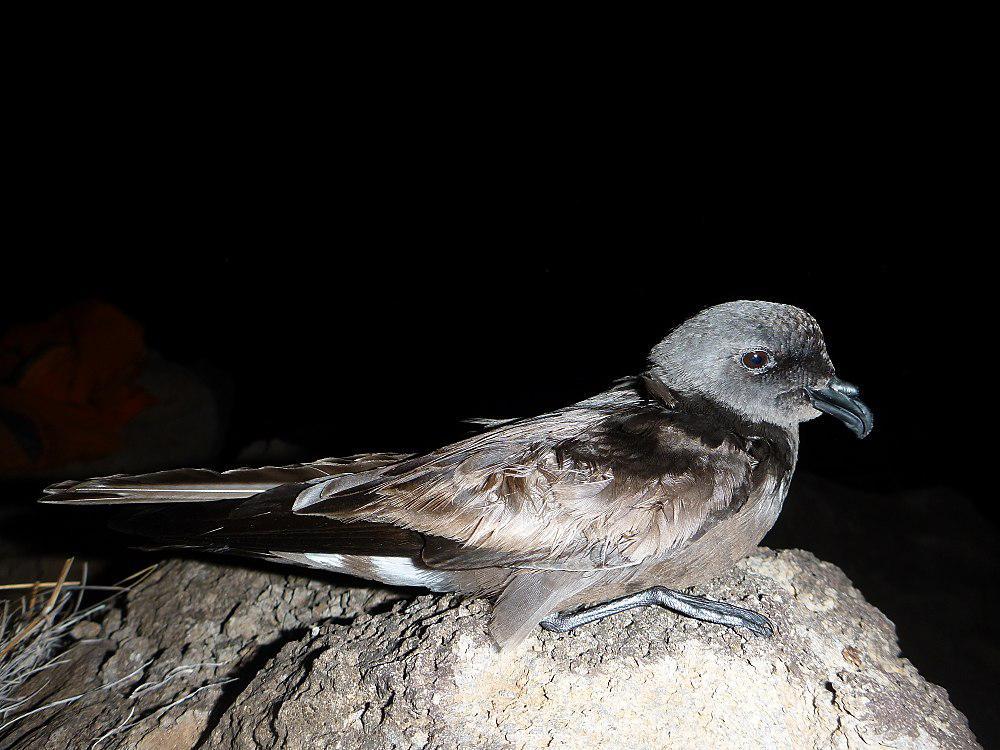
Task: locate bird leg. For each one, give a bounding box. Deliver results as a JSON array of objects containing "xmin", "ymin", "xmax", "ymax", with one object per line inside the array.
[{"xmin": 539, "ymin": 586, "xmax": 773, "ymax": 637}]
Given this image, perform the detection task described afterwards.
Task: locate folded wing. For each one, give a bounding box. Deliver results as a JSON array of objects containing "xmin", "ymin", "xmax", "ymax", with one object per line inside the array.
[{"xmin": 38, "ymin": 388, "xmax": 758, "ymax": 648}]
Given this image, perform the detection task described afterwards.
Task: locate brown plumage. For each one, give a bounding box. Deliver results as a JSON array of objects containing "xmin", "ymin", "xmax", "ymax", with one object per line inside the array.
[{"xmin": 40, "ymin": 301, "xmax": 872, "ymax": 648}]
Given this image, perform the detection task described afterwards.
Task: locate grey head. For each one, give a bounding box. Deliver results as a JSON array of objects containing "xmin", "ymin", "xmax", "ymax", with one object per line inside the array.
[{"xmin": 648, "ymin": 300, "xmax": 872, "ymax": 437}]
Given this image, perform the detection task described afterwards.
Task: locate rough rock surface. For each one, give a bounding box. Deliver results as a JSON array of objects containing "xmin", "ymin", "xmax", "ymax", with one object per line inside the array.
[
  {"xmin": 0, "ymin": 560, "xmax": 400, "ymax": 749},
  {"xmin": 1, "ymin": 550, "xmax": 980, "ymax": 749}
]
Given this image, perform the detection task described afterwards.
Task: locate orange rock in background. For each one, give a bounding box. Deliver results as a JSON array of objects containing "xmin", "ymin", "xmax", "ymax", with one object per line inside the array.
[{"xmin": 0, "ymin": 301, "xmax": 156, "ymax": 473}]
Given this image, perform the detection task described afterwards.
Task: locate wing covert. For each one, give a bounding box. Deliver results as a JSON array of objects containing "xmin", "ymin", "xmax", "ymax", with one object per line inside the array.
[{"xmin": 294, "ymin": 399, "xmax": 757, "ymax": 572}]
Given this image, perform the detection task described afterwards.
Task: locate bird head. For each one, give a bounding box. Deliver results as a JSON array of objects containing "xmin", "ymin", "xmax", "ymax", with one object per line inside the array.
[{"xmin": 648, "ymin": 300, "xmax": 872, "ymax": 437}]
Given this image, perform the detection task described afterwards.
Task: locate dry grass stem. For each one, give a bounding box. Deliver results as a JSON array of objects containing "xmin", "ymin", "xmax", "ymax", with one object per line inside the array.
[{"xmin": 0, "ymin": 560, "xmax": 157, "ymax": 735}]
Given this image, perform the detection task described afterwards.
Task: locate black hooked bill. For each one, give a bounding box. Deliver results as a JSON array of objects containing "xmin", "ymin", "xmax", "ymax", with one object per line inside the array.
[{"xmin": 806, "ymin": 378, "xmax": 873, "ymax": 439}]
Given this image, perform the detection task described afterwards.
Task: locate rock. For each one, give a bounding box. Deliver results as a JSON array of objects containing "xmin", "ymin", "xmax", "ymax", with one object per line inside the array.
[
  {"xmin": 0, "ymin": 559, "xmax": 401, "ymax": 750},
  {"xmin": 764, "ymin": 474, "xmax": 1000, "ymax": 747},
  {"xmin": 68, "ymin": 620, "xmax": 102, "ymax": 640},
  {"xmin": 1, "ymin": 551, "xmax": 981, "ymax": 749}
]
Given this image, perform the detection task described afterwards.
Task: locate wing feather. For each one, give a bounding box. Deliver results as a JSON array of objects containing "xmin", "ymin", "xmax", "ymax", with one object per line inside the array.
[
  {"xmin": 39, "ymin": 381, "xmax": 757, "ymax": 582},
  {"xmin": 294, "ymin": 390, "xmax": 755, "ymax": 573},
  {"xmin": 41, "ymin": 453, "xmax": 409, "ymax": 504}
]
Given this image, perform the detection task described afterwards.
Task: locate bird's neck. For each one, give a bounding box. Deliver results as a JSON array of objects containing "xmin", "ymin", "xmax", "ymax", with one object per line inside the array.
[{"xmin": 640, "ymin": 373, "xmax": 799, "ymax": 451}]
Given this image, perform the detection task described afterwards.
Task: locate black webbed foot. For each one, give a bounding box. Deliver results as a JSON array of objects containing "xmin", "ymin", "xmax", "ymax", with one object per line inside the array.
[
  {"xmin": 655, "ymin": 588, "xmax": 773, "ymax": 637},
  {"xmin": 539, "ymin": 586, "xmax": 773, "ymax": 638}
]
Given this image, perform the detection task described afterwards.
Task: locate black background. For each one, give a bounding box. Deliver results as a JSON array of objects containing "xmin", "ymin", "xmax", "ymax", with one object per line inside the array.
[{"xmin": 1, "ymin": 67, "xmax": 996, "ymax": 743}]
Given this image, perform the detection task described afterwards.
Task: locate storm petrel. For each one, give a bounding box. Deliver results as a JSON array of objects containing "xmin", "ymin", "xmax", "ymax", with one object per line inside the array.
[{"xmin": 42, "ymin": 301, "xmax": 873, "ymax": 648}]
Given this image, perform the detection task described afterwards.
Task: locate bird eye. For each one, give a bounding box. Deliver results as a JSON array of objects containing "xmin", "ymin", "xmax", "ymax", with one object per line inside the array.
[{"xmin": 741, "ymin": 350, "xmax": 771, "ymax": 370}]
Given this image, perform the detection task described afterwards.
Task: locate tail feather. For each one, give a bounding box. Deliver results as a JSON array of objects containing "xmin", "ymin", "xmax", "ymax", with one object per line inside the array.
[
  {"xmin": 38, "ymin": 451, "xmax": 531, "ymax": 643},
  {"xmin": 40, "ymin": 453, "xmax": 410, "ymax": 505},
  {"xmin": 489, "ymin": 570, "xmax": 592, "ymax": 650},
  {"xmin": 39, "ymin": 453, "xmax": 428, "ymax": 569},
  {"xmin": 111, "ymin": 497, "xmax": 426, "ymax": 558}
]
